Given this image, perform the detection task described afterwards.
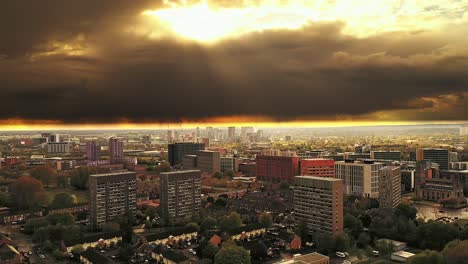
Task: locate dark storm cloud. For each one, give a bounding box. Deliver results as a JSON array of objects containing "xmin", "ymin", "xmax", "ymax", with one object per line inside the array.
[{"xmin": 0, "ymin": 1, "xmax": 467, "ymax": 123}]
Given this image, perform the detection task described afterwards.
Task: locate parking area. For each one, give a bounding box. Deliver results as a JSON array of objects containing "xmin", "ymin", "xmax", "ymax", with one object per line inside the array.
[{"xmin": 414, "ymin": 202, "xmax": 468, "ymax": 221}]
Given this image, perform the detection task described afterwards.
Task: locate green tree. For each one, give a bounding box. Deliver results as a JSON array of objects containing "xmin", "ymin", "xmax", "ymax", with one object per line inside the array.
[
  {"xmin": 191, "ymin": 211, "xmax": 201, "ymax": 223},
  {"xmin": 202, "ymin": 243, "xmax": 219, "ymax": 259},
  {"xmin": 295, "ymin": 220, "xmax": 309, "ymax": 243},
  {"xmin": 50, "ymin": 192, "xmax": 76, "ymax": 209},
  {"xmin": 442, "ymin": 239, "xmax": 468, "ymax": 264},
  {"xmin": 0, "ymin": 191, "xmax": 12, "ymax": 207},
  {"xmin": 258, "ymin": 212, "xmax": 273, "ymax": 228},
  {"xmin": 70, "ymin": 166, "xmax": 100, "ymax": 189},
  {"xmin": 32, "ymin": 227, "xmax": 49, "ymax": 244},
  {"xmin": 316, "ymin": 233, "xmax": 335, "ymax": 255},
  {"xmin": 334, "ymin": 233, "xmax": 352, "ymax": 252},
  {"xmin": 145, "ymin": 207, "xmax": 158, "ymax": 219},
  {"xmin": 186, "ymin": 222, "xmax": 200, "ymax": 232},
  {"xmin": 24, "ymin": 217, "xmax": 49, "ymax": 234},
  {"xmin": 201, "ymin": 217, "xmax": 217, "ymax": 232},
  {"xmin": 56, "ymin": 175, "xmax": 69, "ymax": 188},
  {"xmin": 395, "ymin": 203, "xmax": 417, "ymax": 220},
  {"xmin": 52, "ymin": 249, "xmax": 68, "ymax": 260},
  {"xmin": 63, "ymin": 225, "xmax": 83, "ymax": 243},
  {"xmin": 214, "ymin": 241, "xmax": 251, "ymax": 264},
  {"xmin": 219, "ymin": 212, "xmax": 242, "ymax": 232},
  {"xmin": 357, "ymin": 232, "xmax": 371, "ymax": 248},
  {"xmin": 344, "ymin": 214, "xmax": 363, "ymax": 238},
  {"xmin": 416, "ymin": 221, "xmax": 459, "ymax": 250},
  {"xmin": 459, "ymin": 226, "xmax": 468, "ymax": 240},
  {"xmin": 407, "ymin": 250, "xmax": 445, "ymax": 264},
  {"xmin": 30, "ymin": 165, "xmax": 57, "ymax": 187},
  {"xmin": 10, "ymin": 175, "xmax": 47, "ymax": 209},
  {"xmin": 46, "ymin": 212, "xmax": 75, "ymax": 226},
  {"xmin": 119, "ymin": 243, "xmax": 135, "ymax": 261}
]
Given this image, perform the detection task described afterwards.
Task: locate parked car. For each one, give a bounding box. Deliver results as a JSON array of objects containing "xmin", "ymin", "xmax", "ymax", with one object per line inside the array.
[
  {"xmin": 372, "ymin": 250, "xmax": 380, "ymax": 256},
  {"xmin": 336, "ymin": 252, "xmax": 346, "ymax": 258}
]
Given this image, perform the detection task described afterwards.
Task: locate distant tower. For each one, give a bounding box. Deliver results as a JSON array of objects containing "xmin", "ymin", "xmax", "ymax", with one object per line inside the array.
[
  {"xmin": 86, "ymin": 141, "xmax": 101, "ymax": 161},
  {"xmin": 108, "ymin": 137, "xmax": 123, "ymax": 164}
]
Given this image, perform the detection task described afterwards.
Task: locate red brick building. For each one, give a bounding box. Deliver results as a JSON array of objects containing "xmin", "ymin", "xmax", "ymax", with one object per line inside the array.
[
  {"xmin": 300, "ymin": 159, "xmax": 335, "ymax": 178},
  {"xmin": 256, "ymin": 155, "xmax": 299, "ymax": 183}
]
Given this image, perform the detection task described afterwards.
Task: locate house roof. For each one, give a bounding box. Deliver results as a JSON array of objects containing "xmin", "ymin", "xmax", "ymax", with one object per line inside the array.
[
  {"xmin": 65, "ymin": 231, "xmax": 122, "ymax": 247},
  {"xmin": 80, "ymin": 249, "xmax": 109, "ymax": 263},
  {"xmin": 145, "ymin": 226, "xmax": 197, "ymax": 242},
  {"xmin": 209, "ymin": 235, "xmax": 222, "ymax": 246},
  {"xmin": 226, "ymin": 223, "xmax": 264, "ymax": 236},
  {"xmin": 152, "ymin": 246, "xmax": 189, "ymax": 263}
]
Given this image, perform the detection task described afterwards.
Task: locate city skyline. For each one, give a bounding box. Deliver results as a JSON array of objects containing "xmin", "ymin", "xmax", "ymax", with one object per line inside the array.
[{"xmin": 1, "ymin": 0, "xmax": 468, "ymax": 129}]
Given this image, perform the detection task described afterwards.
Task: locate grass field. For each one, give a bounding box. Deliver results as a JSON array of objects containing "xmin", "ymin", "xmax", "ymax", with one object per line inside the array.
[{"xmin": 45, "ymin": 188, "xmax": 89, "ymax": 204}]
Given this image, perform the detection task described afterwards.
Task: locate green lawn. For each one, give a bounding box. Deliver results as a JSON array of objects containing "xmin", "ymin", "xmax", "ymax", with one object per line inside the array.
[{"xmin": 45, "ymin": 188, "xmax": 89, "ymax": 204}]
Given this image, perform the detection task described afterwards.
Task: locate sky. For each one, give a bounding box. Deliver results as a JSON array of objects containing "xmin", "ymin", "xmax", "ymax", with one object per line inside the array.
[{"xmin": 1, "ymin": 0, "xmax": 468, "ymax": 129}]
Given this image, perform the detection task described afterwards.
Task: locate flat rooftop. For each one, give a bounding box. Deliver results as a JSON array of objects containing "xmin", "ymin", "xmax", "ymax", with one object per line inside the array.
[
  {"xmin": 89, "ymin": 171, "xmax": 135, "ymax": 177},
  {"xmin": 160, "ymin": 170, "xmax": 201, "ymax": 175},
  {"xmin": 392, "ymin": 251, "xmax": 415, "ymax": 258},
  {"xmin": 295, "ymin": 175, "xmax": 341, "ymax": 182}
]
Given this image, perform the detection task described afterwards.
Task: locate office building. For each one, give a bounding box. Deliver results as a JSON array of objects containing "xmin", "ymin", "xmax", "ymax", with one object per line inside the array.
[
  {"xmin": 370, "ymin": 151, "xmax": 401, "ymax": 161},
  {"xmin": 294, "ymin": 176, "xmax": 343, "ymax": 236},
  {"xmin": 335, "ymin": 160, "xmax": 384, "ymax": 198},
  {"xmin": 47, "ymin": 142, "xmax": 70, "ymax": 153},
  {"xmin": 86, "ymin": 141, "xmax": 100, "ymax": 161},
  {"xmin": 89, "ymin": 171, "xmax": 137, "ymax": 228},
  {"xmin": 344, "ymin": 152, "xmax": 371, "ymax": 160},
  {"xmin": 228, "ymin": 126, "xmax": 236, "ymax": 139},
  {"xmin": 449, "ymin": 162, "xmax": 468, "ymax": 170},
  {"xmin": 221, "ymin": 157, "xmax": 239, "ymax": 172},
  {"xmin": 168, "ymin": 143, "xmax": 205, "ymax": 166},
  {"xmin": 300, "ymin": 159, "xmax": 335, "ymax": 178},
  {"xmin": 401, "ymin": 167, "xmax": 415, "ymax": 193},
  {"xmin": 49, "ymin": 133, "xmax": 60, "ymax": 143},
  {"xmin": 197, "ymin": 150, "xmax": 221, "ymax": 173},
  {"xmin": 378, "ymin": 166, "xmax": 401, "ymax": 209},
  {"xmin": 256, "ymin": 155, "xmax": 299, "ymax": 183},
  {"xmin": 416, "ymin": 148, "xmax": 449, "ymax": 170},
  {"xmin": 160, "ymin": 170, "xmax": 201, "ymax": 220},
  {"xmin": 182, "ymin": 155, "xmax": 197, "ymax": 170},
  {"xmin": 108, "ymin": 138, "xmax": 123, "ymax": 164}
]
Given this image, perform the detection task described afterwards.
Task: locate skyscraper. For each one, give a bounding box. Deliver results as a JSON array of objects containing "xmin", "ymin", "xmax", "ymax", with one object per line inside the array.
[
  {"xmin": 160, "ymin": 170, "xmax": 201, "ymax": 221},
  {"xmin": 168, "ymin": 142, "xmax": 205, "ymax": 166},
  {"xmin": 86, "ymin": 141, "xmax": 101, "ymax": 161},
  {"xmin": 228, "ymin": 126, "xmax": 236, "ymax": 139},
  {"xmin": 89, "ymin": 171, "xmax": 137, "ymax": 228},
  {"xmin": 335, "ymin": 160, "xmax": 384, "ymax": 198},
  {"xmin": 108, "ymin": 137, "xmax": 123, "ymax": 164},
  {"xmin": 294, "ymin": 176, "xmax": 343, "ymax": 236},
  {"xmin": 378, "ymin": 166, "xmax": 401, "ymax": 209}
]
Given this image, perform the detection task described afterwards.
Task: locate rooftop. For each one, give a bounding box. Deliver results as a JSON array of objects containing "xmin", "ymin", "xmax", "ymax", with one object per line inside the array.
[
  {"xmin": 392, "ymin": 251, "xmax": 415, "ymax": 258},
  {"xmin": 295, "ymin": 175, "xmax": 342, "ymax": 182},
  {"xmin": 89, "ymin": 171, "xmax": 135, "ymax": 178},
  {"xmin": 160, "ymin": 170, "xmax": 201, "ymax": 175}
]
